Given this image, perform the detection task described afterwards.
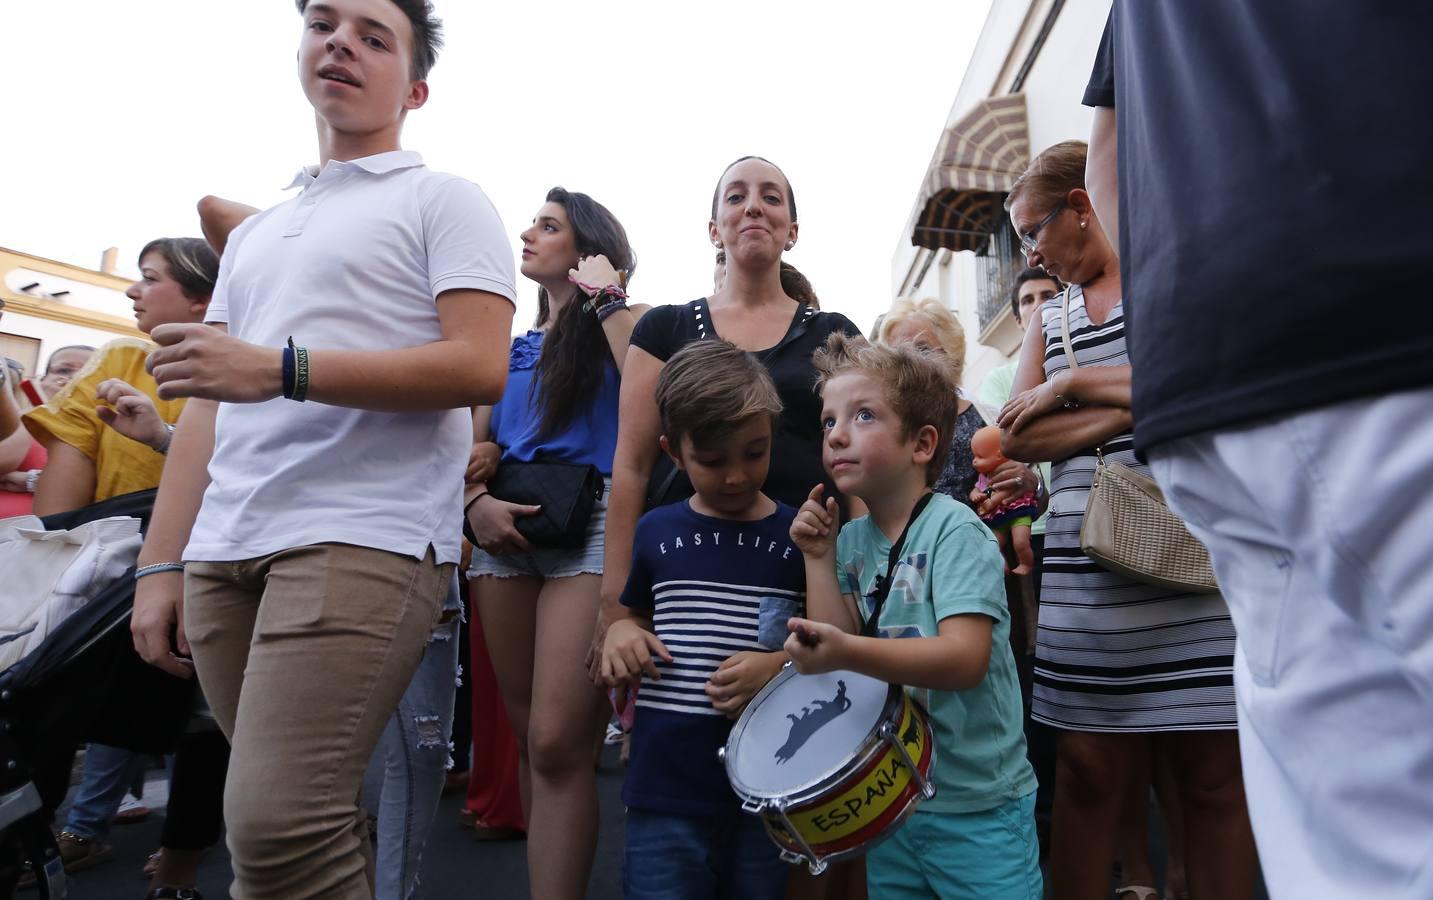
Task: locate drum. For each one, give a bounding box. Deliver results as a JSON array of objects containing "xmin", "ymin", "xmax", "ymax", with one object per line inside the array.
[{"xmin": 721, "ymin": 664, "xmax": 935, "ymax": 873}]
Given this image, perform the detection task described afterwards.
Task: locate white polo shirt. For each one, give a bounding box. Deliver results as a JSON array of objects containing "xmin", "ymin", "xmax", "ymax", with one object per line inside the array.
[{"xmin": 184, "ymin": 151, "xmax": 515, "ymax": 565}]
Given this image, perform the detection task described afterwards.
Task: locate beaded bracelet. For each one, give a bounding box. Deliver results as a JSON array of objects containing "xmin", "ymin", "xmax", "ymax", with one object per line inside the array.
[
  {"xmin": 582, "ymin": 285, "xmax": 628, "ymax": 315},
  {"xmin": 595, "ymin": 299, "xmax": 629, "ymax": 323},
  {"xmin": 135, "ymin": 562, "xmax": 185, "ymax": 581}
]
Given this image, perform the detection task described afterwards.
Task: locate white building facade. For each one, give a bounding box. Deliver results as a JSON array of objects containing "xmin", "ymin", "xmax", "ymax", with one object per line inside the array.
[
  {"xmin": 891, "ymin": 0, "xmax": 1111, "ymax": 393},
  {"xmin": 0, "ymin": 247, "xmax": 141, "ymax": 379}
]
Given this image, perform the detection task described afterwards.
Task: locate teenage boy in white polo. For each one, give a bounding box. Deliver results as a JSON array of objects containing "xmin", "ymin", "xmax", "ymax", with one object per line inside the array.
[{"xmin": 129, "ymin": 1, "xmax": 515, "ymax": 896}]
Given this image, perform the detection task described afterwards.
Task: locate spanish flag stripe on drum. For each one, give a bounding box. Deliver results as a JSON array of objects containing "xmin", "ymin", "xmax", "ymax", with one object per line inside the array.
[{"xmin": 762, "ymin": 690, "xmax": 932, "ymax": 854}]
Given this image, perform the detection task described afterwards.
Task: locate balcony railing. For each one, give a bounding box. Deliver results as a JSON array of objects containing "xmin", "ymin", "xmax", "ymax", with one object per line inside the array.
[{"xmin": 975, "ymin": 215, "xmax": 1021, "ymax": 334}]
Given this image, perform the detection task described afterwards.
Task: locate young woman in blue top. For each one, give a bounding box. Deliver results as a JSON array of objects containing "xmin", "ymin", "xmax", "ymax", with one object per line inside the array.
[{"xmin": 465, "ymin": 187, "xmax": 646, "ymax": 900}]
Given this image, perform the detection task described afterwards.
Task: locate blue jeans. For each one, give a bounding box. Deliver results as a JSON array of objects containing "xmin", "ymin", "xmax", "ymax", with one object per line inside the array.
[
  {"xmin": 365, "ymin": 599, "xmax": 461, "ymax": 900},
  {"xmin": 63, "ymin": 743, "xmax": 145, "ymax": 841},
  {"xmin": 623, "ymin": 807, "xmax": 788, "ymax": 900}
]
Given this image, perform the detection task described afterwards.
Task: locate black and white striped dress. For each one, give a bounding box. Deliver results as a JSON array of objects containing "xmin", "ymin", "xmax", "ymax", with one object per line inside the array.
[{"xmin": 1032, "ymin": 286, "xmax": 1236, "ymax": 732}]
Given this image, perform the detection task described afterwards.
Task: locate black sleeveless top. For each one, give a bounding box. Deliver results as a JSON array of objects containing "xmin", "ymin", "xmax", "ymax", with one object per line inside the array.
[{"xmin": 630, "ymin": 298, "xmax": 861, "ymax": 510}]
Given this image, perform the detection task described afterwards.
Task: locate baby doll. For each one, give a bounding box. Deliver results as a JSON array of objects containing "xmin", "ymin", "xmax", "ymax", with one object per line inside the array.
[{"xmin": 970, "ymin": 425, "xmax": 1038, "ymax": 575}]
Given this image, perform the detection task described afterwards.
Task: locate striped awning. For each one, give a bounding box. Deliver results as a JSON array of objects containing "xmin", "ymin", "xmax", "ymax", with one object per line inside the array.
[{"xmin": 912, "ymin": 93, "xmax": 1030, "ymax": 252}]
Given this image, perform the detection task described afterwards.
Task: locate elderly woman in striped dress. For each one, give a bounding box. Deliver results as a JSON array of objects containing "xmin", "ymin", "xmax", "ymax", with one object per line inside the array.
[{"xmin": 997, "ymin": 140, "xmax": 1254, "ymax": 900}]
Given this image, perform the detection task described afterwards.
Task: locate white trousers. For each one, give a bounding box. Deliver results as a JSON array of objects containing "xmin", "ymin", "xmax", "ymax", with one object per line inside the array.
[{"xmin": 1150, "ymin": 385, "xmax": 1433, "ymax": 900}]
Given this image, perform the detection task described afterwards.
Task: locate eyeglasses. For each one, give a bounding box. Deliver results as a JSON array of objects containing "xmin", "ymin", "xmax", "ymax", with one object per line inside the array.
[{"xmin": 1018, "ymin": 202, "xmax": 1067, "ymax": 256}]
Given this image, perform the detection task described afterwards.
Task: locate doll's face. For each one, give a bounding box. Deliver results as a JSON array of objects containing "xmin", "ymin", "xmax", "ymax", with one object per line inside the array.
[{"xmin": 970, "ymin": 426, "xmax": 1005, "ymax": 475}]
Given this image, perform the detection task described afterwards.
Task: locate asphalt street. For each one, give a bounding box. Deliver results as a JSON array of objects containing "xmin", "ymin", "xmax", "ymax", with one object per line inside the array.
[
  {"xmin": 49, "ymin": 745, "xmax": 1266, "ymax": 899},
  {"xmin": 51, "ymin": 748, "xmax": 626, "ymax": 900}
]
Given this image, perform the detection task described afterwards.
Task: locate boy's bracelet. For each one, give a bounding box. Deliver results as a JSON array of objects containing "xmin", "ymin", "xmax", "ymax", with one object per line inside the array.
[
  {"xmin": 284, "ymin": 337, "xmax": 310, "ymax": 402},
  {"xmin": 135, "ymin": 562, "xmax": 185, "ymax": 581},
  {"xmin": 282, "ymin": 342, "xmax": 296, "ymax": 398}
]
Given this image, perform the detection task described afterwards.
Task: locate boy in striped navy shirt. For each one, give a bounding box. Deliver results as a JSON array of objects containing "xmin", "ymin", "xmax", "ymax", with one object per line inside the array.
[{"xmin": 600, "ymin": 340, "xmax": 804, "ymax": 900}]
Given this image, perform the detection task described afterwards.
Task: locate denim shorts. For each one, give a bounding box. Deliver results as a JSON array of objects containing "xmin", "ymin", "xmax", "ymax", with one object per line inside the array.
[
  {"xmin": 465, "ymin": 480, "xmax": 608, "ymax": 581},
  {"xmin": 867, "ymin": 792, "xmax": 1042, "ymax": 900}
]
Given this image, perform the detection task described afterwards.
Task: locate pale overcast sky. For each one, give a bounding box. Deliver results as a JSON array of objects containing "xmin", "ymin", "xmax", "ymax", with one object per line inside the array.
[{"xmin": 3, "ymin": 1, "xmax": 989, "ymax": 334}]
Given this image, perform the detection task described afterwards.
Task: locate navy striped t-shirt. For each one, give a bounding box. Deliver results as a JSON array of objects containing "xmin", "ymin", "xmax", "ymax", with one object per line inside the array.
[{"xmin": 619, "ymin": 499, "xmax": 805, "ymax": 815}]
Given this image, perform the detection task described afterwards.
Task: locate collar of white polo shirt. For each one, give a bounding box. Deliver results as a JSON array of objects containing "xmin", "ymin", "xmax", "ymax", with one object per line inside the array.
[{"xmin": 284, "ymin": 150, "xmax": 425, "ymax": 190}]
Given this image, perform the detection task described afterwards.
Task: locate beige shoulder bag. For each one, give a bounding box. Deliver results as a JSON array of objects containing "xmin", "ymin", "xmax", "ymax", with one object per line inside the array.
[{"xmin": 1059, "ymin": 288, "xmax": 1219, "ymax": 593}]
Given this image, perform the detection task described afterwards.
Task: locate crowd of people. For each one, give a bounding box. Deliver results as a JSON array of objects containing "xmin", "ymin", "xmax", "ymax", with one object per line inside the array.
[{"xmin": 2, "ymin": 1, "xmax": 1428, "ymax": 899}]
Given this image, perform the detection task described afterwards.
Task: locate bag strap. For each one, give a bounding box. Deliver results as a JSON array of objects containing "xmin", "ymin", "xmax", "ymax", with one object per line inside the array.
[
  {"xmin": 861, "ymin": 492, "xmax": 935, "ymax": 638},
  {"xmin": 1058, "ymin": 286, "xmax": 1080, "ymax": 372},
  {"xmin": 1060, "ymin": 285, "xmax": 1112, "ymax": 464}
]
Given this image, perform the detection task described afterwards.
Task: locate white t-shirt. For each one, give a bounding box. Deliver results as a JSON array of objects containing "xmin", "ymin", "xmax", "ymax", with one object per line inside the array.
[{"xmin": 185, "ymin": 151, "xmax": 516, "ymax": 565}]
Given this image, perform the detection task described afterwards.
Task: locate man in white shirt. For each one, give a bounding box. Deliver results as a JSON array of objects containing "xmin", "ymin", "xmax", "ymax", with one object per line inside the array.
[{"xmin": 130, "ymin": 1, "xmax": 515, "ymax": 896}]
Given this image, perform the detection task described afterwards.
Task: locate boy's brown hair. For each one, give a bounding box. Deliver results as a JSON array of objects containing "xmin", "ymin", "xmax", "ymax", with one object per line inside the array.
[
  {"xmin": 295, "ymin": 0, "xmax": 443, "ymax": 80},
  {"xmin": 656, "ymin": 340, "xmax": 782, "ymax": 452},
  {"xmin": 813, "ymin": 332, "xmax": 957, "ymax": 484}
]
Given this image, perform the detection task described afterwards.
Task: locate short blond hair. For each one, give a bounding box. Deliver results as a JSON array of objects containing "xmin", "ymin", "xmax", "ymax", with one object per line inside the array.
[
  {"xmin": 813, "ymin": 332, "xmax": 956, "ymax": 485},
  {"xmin": 875, "ymin": 297, "xmax": 966, "ymax": 388}
]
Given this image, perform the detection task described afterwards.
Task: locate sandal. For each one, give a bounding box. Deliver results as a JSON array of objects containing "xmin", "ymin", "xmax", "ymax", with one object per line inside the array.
[
  {"xmin": 147, "ymin": 888, "xmax": 203, "ymax": 899},
  {"xmin": 1115, "ymin": 887, "xmax": 1159, "ymax": 900}
]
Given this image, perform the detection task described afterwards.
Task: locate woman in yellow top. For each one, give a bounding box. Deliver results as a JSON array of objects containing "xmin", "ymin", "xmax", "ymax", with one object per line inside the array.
[
  {"xmin": 26, "ymin": 237, "xmax": 217, "ymax": 512},
  {"xmin": 22, "ymin": 237, "xmax": 222, "ymax": 899}
]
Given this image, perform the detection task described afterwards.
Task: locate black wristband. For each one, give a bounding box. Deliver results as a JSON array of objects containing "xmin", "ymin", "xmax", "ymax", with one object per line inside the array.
[
  {"xmin": 282, "ymin": 342, "xmax": 296, "ymax": 398},
  {"xmin": 286, "ymin": 337, "xmax": 310, "ymax": 402}
]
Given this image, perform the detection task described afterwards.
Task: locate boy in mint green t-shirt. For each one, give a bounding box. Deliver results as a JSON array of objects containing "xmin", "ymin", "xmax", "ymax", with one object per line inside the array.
[{"xmin": 785, "ymin": 334, "xmax": 1040, "ymax": 900}]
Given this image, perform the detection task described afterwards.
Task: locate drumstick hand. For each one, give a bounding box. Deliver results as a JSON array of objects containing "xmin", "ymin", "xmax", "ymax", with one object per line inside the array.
[
  {"xmin": 784, "ymin": 618, "xmax": 848, "ymax": 675},
  {"xmin": 791, "ymin": 620, "xmax": 821, "ymax": 648}
]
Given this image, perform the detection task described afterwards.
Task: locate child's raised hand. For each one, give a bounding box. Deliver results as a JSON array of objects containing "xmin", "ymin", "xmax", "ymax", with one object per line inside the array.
[
  {"xmin": 706, "ymin": 650, "xmax": 785, "ymax": 719},
  {"xmin": 790, "ymin": 484, "xmax": 840, "ymax": 559},
  {"xmin": 783, "ymin": 617, "xmax": 849, "ymax": 675},
  {"xmin": 598, "ymin": 618, "xmax": 673, "ymax": 688}
]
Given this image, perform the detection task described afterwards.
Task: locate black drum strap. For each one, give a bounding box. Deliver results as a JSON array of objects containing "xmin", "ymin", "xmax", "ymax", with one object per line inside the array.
[{"xmin": 861, "ymin": 492, "xmax": 935, "ymax": 638}]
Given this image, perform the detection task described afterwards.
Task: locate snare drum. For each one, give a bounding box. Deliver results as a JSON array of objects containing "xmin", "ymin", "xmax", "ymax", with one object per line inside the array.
[{"xmin": 721, "ymin": 664, "xmax": 935, "ymax": 873}]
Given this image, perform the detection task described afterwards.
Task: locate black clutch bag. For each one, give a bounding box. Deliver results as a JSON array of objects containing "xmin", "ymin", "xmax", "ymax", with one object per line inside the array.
[{"xmin": 485, "ymin": 459, "xmax": 605, "ymax": 549}]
